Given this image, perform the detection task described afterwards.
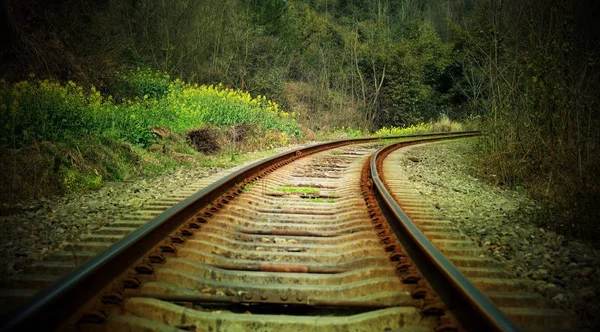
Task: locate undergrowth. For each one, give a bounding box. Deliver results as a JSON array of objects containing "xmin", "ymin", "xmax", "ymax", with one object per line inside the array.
[
  {"xmin": 374, "ymin": 115, "xmax": 467, "ymax": 137},
  {"xmin": 0, "ymin": 69, "xmax": 303, "ymax": 204},
  {"xmin": 0, "ymin": 69, "xmax": 301, "ymax": 149}
]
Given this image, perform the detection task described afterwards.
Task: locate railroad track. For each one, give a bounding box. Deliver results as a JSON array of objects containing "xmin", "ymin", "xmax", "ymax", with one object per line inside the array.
[{"xmin": 0, "ymin": 132, "xmax": 576, "ymax": 331}]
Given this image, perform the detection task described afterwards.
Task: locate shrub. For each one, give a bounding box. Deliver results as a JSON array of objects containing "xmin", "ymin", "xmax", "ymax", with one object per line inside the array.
[
  {"xmin": 431, "ymin": 115, "xmax": 464, "ymax": 132},
  {"xmin": 112, "ymin": 68, "xmax": 173, "ymax": 100},
  {"xmin": 0, "ymin": 79, "xmax": 107, "ymax": 147},
  {"xmin": 374, "ymin": 123, "xmax": 431, "ymax": 137},
  {"xmin": 0, "ymin": 70, "xmax": 302, "ymax": 150}
]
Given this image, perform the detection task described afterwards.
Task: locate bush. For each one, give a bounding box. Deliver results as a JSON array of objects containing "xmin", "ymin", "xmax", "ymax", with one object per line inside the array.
[
  {"xmin": 0, "ymin": 79, "xmax": 108, "ymax": 147},
  {"xmin": 113, "ymin": 68, "xmax": 173, "ymax": 100},
  {"xmin": 430, "ymin": 115, "xmax": 464, "ymax": 132},
  {"xmin": 374, "ymin": 123, "xmax": 431, "ymax": 137},
  {"xmin": 0, "ymin": 70, "xmax": 302, "ymax": 149}
]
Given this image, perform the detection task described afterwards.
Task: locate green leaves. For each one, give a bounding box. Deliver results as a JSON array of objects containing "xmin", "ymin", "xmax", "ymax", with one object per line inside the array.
[{"xmin": 0, "ymin": 71, "xmax": 301, "ymax": 150}]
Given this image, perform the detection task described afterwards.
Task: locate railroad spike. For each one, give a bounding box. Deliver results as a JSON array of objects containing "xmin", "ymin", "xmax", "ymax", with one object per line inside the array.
[
  {"xmin": 123, "ymin": 276, "xmax": 141, "ymax": 289},
  {"xmin": 135, "ymin": 263, "xmax": 154, "ymax": 275},
  {"xmin": 77, "ymin": 310, "xmax": 108, "ymax": 325},
  {"xmin": 411, "ymin": 288, "xmax": 428, "ymax": 299},
  {"xmin": 389, "ymin": 250, "xmax": 405, "ymax": 261},
  {"xmin": 149, "ymin": 252, "xmax": 166, "ymax": 264},
  {"xmin": 422, "ymin": 301, "xmax": 446, "ymax": 316},
  {"xmin": 171, "ymin": 235, "xmax": 186, "ymax": 243},
  {"xmin": 402, "ymin": 273, "xmax": 421, "ymax": 284},
  {"xmin": 102, "ymin": 292, "xmax": 124, "ymax": 305}
]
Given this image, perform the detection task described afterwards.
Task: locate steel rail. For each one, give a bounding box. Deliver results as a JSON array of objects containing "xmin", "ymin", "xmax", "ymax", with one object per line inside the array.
[
  {"xmin": 370, "ymin": 134, "xmax": 519, "ymax": 331},
  {"xmin": 1, "ymin": 131, "xmax": 479, "ymax": 331}
]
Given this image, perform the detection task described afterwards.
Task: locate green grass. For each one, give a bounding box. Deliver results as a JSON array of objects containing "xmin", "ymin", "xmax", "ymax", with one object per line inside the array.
[
  {"xmin": 243, "ymin": 182, "xmax": 254, "ymax": 192},
  {"xmin": 0, "ymin": 69, "xmax": 301, "ymax": 150},
  {"xmin": 272, "ymin": 186, "xmax": 320, "ymax": 194},
  {"xmin": 373, "ymin": 115, "xmax": 467, "ymax": 138},
  {"xmin": 0, "ymin": 69, "xmax": 305, "ymax": 204}
]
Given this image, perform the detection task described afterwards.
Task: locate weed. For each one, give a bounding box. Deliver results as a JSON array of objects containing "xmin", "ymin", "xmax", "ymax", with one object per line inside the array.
[
  {"xmin": 272, "ymin": 186, "xmax": 320, "ymax": 194},
  {"xmin": 243, "ymin": 182, "xmax": 254, "ymax": 192},
  {"xmin": 0, "ymin": 71, "xmax": 302, "ymax": 150},
  {"xmin": 374, "ymin": 115, "xmax": 465, "ymax": 138},
  {"xmin": 374, "ymin": 123, "xmax": 431, "ymax": 137}
]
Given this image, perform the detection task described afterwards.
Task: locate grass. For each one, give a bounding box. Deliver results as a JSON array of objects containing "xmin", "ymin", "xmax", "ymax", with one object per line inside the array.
[
  {"xmin": 0, "ymin": 69, "xmax": 306, "ymax": 205},
  {"xmin": 242, "ymin": 182, "xmax": 254, "ymax": 192},
  {"xmin": 272, "ymin": 186, "xmax": 320, "ymax": 194},
  {"xmin": 0, "ymin": 68, "xmax": 472, "ymax": 206},
  {"xmin": 374, "ymin": 115, "xmax": 469, "ymax": 138},
  {"xmin": 0, "ymin": 70, "xmax": 301, "ymax": 150}
]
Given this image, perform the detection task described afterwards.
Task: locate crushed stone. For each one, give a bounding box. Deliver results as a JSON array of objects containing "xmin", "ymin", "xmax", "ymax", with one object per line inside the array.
[
  {"xmin": 398, "ymin": 139, "xmax": 600, "ymax": 329},
  {"xmin": 0, "ymin": 144, "xmax": 312, "ymax": 280}
]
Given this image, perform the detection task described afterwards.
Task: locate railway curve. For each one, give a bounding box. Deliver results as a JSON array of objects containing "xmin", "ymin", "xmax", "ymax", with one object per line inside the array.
[{"xmin": 2, "ymin": 132, "xmax": 572, "ymax": 331}]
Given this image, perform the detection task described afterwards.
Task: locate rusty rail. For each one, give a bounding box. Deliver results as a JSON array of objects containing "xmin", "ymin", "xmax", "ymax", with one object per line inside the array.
[
  {"xmin": 369, "ymin": 134, "xmax": 519, "ymax": 331},
  {"xmin": 1, "ymin": 131, "xmax": 479, "ymax": 331}
]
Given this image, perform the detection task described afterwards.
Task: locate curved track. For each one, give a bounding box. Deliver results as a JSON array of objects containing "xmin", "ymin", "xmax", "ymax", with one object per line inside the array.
[
  {"xmin": 371, "ymin": 140, "xmax": 577, "ymax": 331},
  {"xmin": 1, "ymin": 132, "xmax": 574, "ymax": 331}
]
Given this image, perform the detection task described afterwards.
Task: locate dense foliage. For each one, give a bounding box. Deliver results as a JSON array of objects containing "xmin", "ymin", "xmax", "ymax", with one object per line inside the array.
[
  {"xmin": 454, "ymin": 0, "xmax": 600, "ymax": 238},
  {"xmin": 0, "ymin": 0, "xmax": 476, "ymax": 129},
  {"xmin": 0, "ymin": 70, "xmax": 299, "ymax": 149}
]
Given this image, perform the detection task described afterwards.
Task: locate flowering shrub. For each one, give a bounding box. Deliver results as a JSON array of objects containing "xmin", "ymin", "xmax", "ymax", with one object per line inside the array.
[
  {"xmin": 0, "ymin": 79, "xmax": 108, "ymax": 146},
  {"xmin": 0, "ymin": 70, "xmax": 301, "ymax": 148},
  {"xmin": 374, "ymin": 123, "xmax": 431, "ymax": 137}
]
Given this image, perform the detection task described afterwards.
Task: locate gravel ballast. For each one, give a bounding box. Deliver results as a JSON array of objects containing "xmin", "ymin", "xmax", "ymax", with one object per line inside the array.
[
  {"xmin": 397, "ymin": 139, "xmax": 600, "ymax": 329},
  {"xmin": 0, "ymin": 144, "xmax": 312, "ymax": 281},
  {"xmin": 2, "ymin": 138, "xmax": 598, "ymax": 328}
]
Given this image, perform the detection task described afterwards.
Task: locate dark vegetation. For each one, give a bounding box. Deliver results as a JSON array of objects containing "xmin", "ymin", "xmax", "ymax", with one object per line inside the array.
[
  {"xmin": 0, "ymin": 0, "xmax": 598, "ymax": 240},
  {"xmin": 187, "ymin": 129, "xmax": 221, "ymax": 155}
]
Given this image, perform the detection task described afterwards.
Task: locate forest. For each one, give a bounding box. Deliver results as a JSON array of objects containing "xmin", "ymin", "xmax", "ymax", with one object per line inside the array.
[{"xmin": 0, "ymin": 0, "xmax": 599, "ymax": 240}]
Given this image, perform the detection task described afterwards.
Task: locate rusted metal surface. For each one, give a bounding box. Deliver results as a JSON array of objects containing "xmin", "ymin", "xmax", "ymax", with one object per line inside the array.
[
  {"xmin": 1, "ymin": 132, "xmax": 478, "ymax": 331},
  {"xmin": 72, "ymin": 143, "xmax": 442, "ymax": 331},
  {"xmin": 375, "ymin": 139, "xmax": 578, "ymax": 330},
  {"xmin": 0, "ymin": 167, "xmax": 248, "ymax": 316}
]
